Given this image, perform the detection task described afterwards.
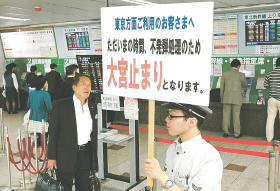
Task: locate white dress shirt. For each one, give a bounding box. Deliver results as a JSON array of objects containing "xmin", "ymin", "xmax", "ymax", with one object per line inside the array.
[
  {"xmin": 73, "ymin": 95, "xmax": 92, "ymax": 145},
  {"xmin": 164, "ymin": 134, "xmax": 223, "ymax": 191}
]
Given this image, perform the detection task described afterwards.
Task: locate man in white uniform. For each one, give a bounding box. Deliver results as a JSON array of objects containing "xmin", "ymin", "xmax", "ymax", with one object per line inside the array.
[{"xmin": 145, "ymin": 102, "xmax": 223, "ymax": 191}]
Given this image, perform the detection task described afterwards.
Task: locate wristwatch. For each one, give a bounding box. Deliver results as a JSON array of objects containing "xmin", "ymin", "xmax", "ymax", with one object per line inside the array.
[{"xmin": 163, "ymin": 179, "xmax": 174, "ymax": 189}]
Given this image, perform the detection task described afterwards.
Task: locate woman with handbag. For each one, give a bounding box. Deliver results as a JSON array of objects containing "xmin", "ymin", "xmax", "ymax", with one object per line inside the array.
[{"xmin": 27, "ymin": 76, "xmax": 52, "ymax": 156}]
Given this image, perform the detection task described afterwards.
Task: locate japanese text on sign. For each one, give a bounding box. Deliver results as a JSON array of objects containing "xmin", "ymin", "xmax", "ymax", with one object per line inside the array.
[
  {"xmin": 107, "ymin": 38, "xmax": 201, "ymax": 55},
  {"xmin": 115, "ymin": 16, "xmax": 195, "ymax": 31}
]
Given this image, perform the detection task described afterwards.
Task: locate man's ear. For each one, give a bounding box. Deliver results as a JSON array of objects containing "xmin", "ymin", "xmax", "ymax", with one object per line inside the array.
[{"xmin": 188, "ymin": 117, "xmax": 197, "ymax": 127}]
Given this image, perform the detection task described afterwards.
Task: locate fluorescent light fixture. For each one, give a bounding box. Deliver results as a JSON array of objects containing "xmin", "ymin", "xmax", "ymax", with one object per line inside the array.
[
  {"xmin": 0, "ymin": 16, "xmax": 30, "ymax": 21},
  {"xmin": 121, "ymin": 0, "xmax": 155, "ymax": 5},
  {"xmin": 3, "ymin": 5, "xmax": 24, "ymax": 10},
  {"xmin": 215, "ymin": 3, "xmax": 280, "ymax": 12}
]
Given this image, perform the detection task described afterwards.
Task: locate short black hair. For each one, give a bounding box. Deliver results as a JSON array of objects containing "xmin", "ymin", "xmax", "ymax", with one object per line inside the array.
[
  {"xmin": 70, "ymin": 64, "xmax": 78, "ymax": 69},
  {"xmin": 10, "ymin": 63, "xmax": 16, "ymax": 68},
  {"xmin": 50, "ymin": 63, "xmax": 57, "ymax": 69},
  {"xmin": 30, "ymin": 65, "xmax": 37, "ymax": 72},
  {"xmin": 66, "ymin": 65, "xmax": 75, "ymax": 76},
  {"xmin": 35, "ymin": 76, "xmax": 47, "ymax": 90},
  {"xmin": 231, "ymin": 59, "xmax": 241, "ymax": 68},
  {"xmin": 5, "ymin": 64, "xmax": 12, "ymax": 71},
  {"xmin": 73, "ymin": 74, "xmax": 91, "ymax": 86},
  {"xmin": 276, "ymin": 58, "xmax": 280, "ymax": 67}
]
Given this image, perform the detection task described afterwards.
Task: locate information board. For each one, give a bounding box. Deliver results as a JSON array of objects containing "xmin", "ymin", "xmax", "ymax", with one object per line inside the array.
[
  {"xmin": 76, "ymin": 55, "xmax": 103, "ymax": 91},
  {"xmin": 65, "ymin": 31, "xmax": 90, "ymax": 50},
  {"xmin": 213, "ymin": 15, "xmax": 238, "ymax": 54},
  {"xmin": 1, "ymin": 30, "xmax": 57, "ymax": 58},
  {"xmin": 54, "ymin": 26, "xmax": 102, "ymax": 58},
  {"xmin": 244, "ymin": 12, "xmax": 280, "ymax": 46}
]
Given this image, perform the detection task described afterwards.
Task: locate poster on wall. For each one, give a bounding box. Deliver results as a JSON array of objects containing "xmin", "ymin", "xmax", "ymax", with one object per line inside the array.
[
  {"xmin": 55, "ymin": 26, "xmax": 102, "ymax": 58},
  {"xmin": 102, "ymin": 2, "xmax": 214, "ymax": 106},
  {"xmin": 244, "ymin": 12, "xmax": 280, "ymax": 46},
  {"xmin": 91, "ymin": 27, "xmax": 102, "ymax": 55},
  {"xmin": 213, "ymin": 15, "xmax": 238, "ymax": 54},
  {"xmin": 65, "ymin": 28, "xmax": 90, "ymax": 50},
  {"xmin": 211, "ymin": 57, "xmax": 223, "ymax": 76},
  {"xmin": 1, "ymin": 30, "xmax": 57, "ymax": 58}
]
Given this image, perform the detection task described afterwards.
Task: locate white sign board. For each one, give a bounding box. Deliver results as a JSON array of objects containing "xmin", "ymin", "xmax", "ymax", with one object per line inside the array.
[
  {"xmin": 1, "ymin": 30, "xmax": 57, "ymax": 58},
  {"xmin": 101, "ymin": 2, "xmax": 213, "ymax": 106},
  {"xmin": 101, "ymin": 94, "xmax": 120, "ymax": 111}
]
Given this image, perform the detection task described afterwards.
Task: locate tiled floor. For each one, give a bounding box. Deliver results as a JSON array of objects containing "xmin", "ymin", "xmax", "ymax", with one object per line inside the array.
[{"xmin": 0, "ymin": 110, "xmax": 279, "ymax": 191}]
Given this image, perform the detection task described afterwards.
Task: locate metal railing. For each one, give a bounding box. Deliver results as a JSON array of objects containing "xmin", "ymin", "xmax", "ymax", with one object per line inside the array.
[{"xmin": 268, "ymin": 140, "xmax": 280, "ymax": 191}]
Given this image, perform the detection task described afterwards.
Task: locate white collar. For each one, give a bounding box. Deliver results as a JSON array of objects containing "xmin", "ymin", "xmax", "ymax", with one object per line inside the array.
[
  {"xmin": 73, "ymin": 94, "xmax": 88, "ymax": 107},
  {"xmin": 174, "ymin": 134, "xmax": 202, "ymax": 152}
]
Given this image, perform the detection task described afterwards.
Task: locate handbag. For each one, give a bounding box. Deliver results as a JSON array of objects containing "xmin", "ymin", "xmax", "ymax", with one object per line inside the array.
[
  {"xmin": 35, "ymin": 169, "xmax": 64, "ymax": 191},
  {"xmin": 89, "ymin": 170, "xmax": 101, "ymax": 191}
]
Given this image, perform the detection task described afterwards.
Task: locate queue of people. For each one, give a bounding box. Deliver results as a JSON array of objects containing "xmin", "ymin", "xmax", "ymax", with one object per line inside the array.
[{"xmin": 2, "ymin": 63, "xmax": 79, "ymax": 113}]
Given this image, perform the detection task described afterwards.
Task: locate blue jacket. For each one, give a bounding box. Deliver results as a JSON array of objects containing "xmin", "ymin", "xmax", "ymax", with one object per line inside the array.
[{"xmin": 27, "ymin": 90, "xmax": 52, "ymax": 122}]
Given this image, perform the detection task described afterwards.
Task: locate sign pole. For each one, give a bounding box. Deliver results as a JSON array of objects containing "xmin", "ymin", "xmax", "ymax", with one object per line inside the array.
[{"xmin": 146, "ymin": 100, "xmax": 155, "ymax": 190}]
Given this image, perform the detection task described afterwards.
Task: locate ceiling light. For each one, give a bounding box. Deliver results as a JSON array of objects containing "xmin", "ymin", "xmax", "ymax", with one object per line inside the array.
[
  {"xmin": 121, "ymin": 0, "xmax": 155, "ymax": 5},
  {"xmin": 3, "ymin": 6, "xmax": 24, "ymax": 10},
  {"xmin": 0, "ymin": 16, "xmax": 30, "ymax": 21}
]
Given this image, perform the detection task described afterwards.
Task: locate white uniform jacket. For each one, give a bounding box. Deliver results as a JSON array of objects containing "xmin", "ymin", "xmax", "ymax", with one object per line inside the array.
[{"xmin": 164, "ymin": 134, "xmax": 223, "ymax": 191}]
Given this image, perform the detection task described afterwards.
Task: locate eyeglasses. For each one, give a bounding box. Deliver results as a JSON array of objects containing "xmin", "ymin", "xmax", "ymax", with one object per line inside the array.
[{"xmin": 167, "ymin": 114, "xmax": 185, "ymax": 120}]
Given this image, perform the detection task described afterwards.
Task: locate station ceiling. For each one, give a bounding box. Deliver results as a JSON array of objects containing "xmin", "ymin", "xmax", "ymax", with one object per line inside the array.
[{"xmin": 0, "ymin": 0, "xmax": 280, "ymax": 29}]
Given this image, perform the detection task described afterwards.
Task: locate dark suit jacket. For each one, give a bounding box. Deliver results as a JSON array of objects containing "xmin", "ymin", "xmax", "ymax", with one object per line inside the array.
[
  {"xmin": 46, "ymin": 70, "xmax": 62, "ymax": 94},
  {"xmin": 26, "ymin": 73, "xmax": 37, "ymax": 88},
  {"xmin": 47, "ymin": 95, "xmax": 99, "ymax": 176},
  {"xmin": 56, "ymin": 77, "xmax": 74, "ymax": 100}
]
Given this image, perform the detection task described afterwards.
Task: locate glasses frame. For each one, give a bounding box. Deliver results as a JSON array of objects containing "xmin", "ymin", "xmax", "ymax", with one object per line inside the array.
[{"xmin": 167, "ymin": 114, "xmax": 186, "ymax": 120}]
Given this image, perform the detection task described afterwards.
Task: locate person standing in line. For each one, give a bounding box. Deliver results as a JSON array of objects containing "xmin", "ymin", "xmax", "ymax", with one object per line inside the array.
[
  {"xmin": 264, "ymin": 57, "xmax": 280, "ymax": 142},
  {"xmin": 48, "ymin": 75, "xmax": 99, "ymax": 191},
  {"xmin": 56, "ymin": 65, "xmax": 76, "ymax": 100},
  {"xmin": 70, "ymin": 64, "xmax": 79, "ymax": 77},
  {"xmin": 46, "ymin": 63, "xmax": 62, "ymax": 101},
  {"xmin": 144, "ymin": 102, "xmax": 223, "ymax": 191},
  {"xmin": 220, "ymin": 59, "xmax": 247, "ymax": 138},
  {"xmin": 26, "ymin": 65, "xmax": 38, "ymax": 91},
  {"xmin": 3, "ymin": 63, "xmax": 18, "ymax": 114},
  {"xmin": 27, "ymin": 76, "xmax": 52, "ymax": 154}
]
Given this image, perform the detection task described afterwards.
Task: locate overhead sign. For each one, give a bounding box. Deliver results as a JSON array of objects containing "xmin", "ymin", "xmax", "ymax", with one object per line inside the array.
[
  {"xmin": 101, "ymin": 2, "xmax": 213, "ymax": 106},
  {"xmin": 1, "ymin": 30, "xmax": 57, "ymax": 58},
  {"xmin": 54, "ymin": 26, "xmax": 102, "ymax": 58},
  {"xmin": 244, "ymin": 11, "xmax": 280, "ymax": 46}
]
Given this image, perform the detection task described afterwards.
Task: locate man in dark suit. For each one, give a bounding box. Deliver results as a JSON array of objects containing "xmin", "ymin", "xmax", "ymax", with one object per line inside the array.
[
  {"xmin": 47, "ymin": 75, "xmax": 99, "ymax": 191},
  {"xmin": 26, "ymin": 65, "xmax": 38, "ymax": 89},
  {"xmin": 56, "ymin": 65, "xmax": 76, "ymax": 100},
  {"xmin": 46, "ymin": 63, "xmax": 62, "ymax": 101}
]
